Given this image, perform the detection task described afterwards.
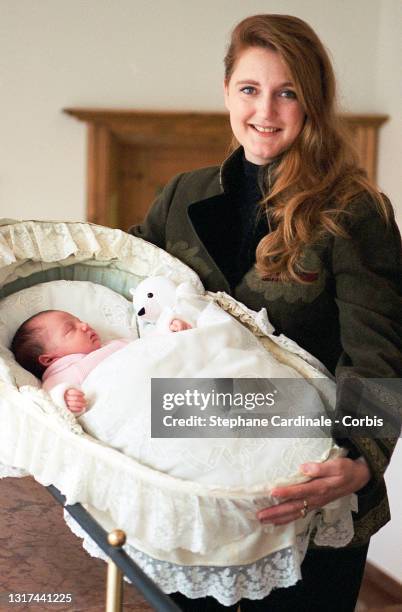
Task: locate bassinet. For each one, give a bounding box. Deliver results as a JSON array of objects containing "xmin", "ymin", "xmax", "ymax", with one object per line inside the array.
[{"xmin": 0, "ymin": 219, "xmax": 356, "ymax": 606}]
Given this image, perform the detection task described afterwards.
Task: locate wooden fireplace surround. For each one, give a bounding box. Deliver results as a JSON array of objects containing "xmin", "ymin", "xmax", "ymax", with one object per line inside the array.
[{"xmin": 64, "ymin": 108, "xmax": 388, "ymax": 230}]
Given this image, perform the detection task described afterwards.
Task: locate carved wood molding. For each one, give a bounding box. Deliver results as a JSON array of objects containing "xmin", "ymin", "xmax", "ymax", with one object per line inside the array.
[
  {"xmin": 64, "ymin": 109, "xmax": 232, "ymax": 146},
  {"xmin": 64, "ymin": 108, "xmax": 388, "ymax": 228}
]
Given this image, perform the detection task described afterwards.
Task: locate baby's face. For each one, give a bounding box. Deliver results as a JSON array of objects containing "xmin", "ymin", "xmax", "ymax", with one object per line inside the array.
[{"xmin": 37, "ymin": 311, "xmax": 101, "ymax": 358}]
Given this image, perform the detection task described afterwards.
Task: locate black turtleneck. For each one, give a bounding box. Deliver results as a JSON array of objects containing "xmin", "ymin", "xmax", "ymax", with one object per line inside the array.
[{"xmin": 235, "ymin": 156, "xmax": 269, "ymax": 279}]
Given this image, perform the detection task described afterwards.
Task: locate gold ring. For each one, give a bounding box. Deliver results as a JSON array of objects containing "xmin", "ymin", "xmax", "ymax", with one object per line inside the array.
[{"xmin": 300, "ymin": 499, "xmax": 309, "ymax": 518}]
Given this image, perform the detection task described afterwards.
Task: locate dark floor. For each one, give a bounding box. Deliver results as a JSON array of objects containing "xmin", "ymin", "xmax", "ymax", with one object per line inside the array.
[
  {"xmin": 1, "ymin": 476, "xmax": 401, "ymax": 612},
  {"xmin": 0, "ymin": 476, "xmax": 152, "ymax": 611}
]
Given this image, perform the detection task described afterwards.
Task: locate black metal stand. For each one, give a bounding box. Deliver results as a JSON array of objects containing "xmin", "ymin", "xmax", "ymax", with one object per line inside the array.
[{"xmin": 47, "ymin": 485, "xmax": 180, "ymax": 611}]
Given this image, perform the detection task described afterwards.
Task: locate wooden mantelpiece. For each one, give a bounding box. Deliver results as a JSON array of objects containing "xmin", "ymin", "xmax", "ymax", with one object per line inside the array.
[
  {"xmin": 64, "ymin": 108, "xmax": 388, "ymax": 230},
  {"xmin": 65, "ymin": 109, "xmax": 232, "ymax": 145}
]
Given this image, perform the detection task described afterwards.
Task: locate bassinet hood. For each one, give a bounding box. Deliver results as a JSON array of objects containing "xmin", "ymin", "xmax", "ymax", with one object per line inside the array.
[{"xmin": 0, "ymin": 219, "xmax": 204, "ymax": 300}]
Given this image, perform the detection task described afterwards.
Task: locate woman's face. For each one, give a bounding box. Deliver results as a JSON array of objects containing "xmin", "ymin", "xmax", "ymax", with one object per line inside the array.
[{"xmin": 224, "ymin": 46, "xmax": 305, "ymax": 165}]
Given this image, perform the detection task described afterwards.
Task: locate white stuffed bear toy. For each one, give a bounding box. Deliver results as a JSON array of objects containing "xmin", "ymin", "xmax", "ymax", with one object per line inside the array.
[{"xmin": 130, "ymin": 276, "xmax": 197, "ymax": 336}]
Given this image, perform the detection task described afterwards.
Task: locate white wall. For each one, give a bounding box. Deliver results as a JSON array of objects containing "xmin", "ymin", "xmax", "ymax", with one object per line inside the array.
[
  {"xmin": 366, "ymin": 0, "xmax": 402, "ymax": 583},
  {"xmin": 375, "ymin": 0, "xmax": 402, "ymax": 228},
  {"xmin": 0, "ymin": 0, "xmax": 401, "ymax": 579},
  {"xmin": 369, "ymin": 440, "xmax": 402, "ymax": 582},
  {"xmin": 1, "ymin": 0, "xmax": 400, "ymax": 224}
]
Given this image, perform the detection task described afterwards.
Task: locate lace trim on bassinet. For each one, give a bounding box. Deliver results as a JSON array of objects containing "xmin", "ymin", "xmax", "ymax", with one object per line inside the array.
[
  {"xmin": 0, "ymin": 461, "xmax": 28, "ymax": 478},
  {"xmin": 64, "ymin": 508, "xmax": 354, "ymax": 606},
  {"xmin": 1, "ymin": 374, "xmax": 357, "ymax": 563},
  {"xmin": 0, "ymin": 221, "xmax": 204, "ymax": 291}
]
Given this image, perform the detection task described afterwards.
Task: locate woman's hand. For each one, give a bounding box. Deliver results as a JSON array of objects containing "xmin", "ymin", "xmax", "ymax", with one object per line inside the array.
[
  {"xmin": 257, "ymin": 457, "xmax": 371, "ymax": 525},
  {"xmin": 64, "ymin": 388, "xmax": 87, "ymax": 415}
]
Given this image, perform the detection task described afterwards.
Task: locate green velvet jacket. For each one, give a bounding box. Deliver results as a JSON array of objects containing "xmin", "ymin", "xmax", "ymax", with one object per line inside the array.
[{"xmin": 130, "ymin": 147, "xmax": 402, "ymax": 545}]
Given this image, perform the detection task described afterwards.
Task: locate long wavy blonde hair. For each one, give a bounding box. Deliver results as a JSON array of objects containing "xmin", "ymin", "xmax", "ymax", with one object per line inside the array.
[{"xmin": 224, "ymin": 14, "xmax": 389, "ymax": 282}]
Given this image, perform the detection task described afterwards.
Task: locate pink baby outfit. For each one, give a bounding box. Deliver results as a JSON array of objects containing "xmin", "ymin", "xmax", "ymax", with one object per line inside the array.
[{"xmin": 42, "ymin": 339, "xmax": 130, "ymax": 392}]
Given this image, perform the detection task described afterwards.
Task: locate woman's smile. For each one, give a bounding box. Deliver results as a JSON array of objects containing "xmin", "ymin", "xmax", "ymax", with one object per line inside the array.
[{"xmin": 250, "ymin": 124, "xmax": 283, "ymax": 139}]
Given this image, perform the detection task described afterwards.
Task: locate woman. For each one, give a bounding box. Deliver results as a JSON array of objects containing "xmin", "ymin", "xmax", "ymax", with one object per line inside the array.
[{"xmin": 130, "ymin": 14, "xmax": 402, "ymax": 612}]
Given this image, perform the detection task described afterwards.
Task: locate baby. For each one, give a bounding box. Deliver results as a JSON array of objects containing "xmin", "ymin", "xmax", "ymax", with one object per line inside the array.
[{"xmin": 11, "ymin": 309, "xmax": 191, "ymax": 413}]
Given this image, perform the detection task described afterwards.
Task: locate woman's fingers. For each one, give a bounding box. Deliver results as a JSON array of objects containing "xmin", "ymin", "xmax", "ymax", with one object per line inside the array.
[
  {"xmin": 270, "ymin": 458, "xmax": 358, "ymax": 500},
  {"xmin": 257, "ymin": 458, "xmax": 371, "ymax": 525},
  {"xmin": 258, "ymin": 500, "xmax": 308, "ymax": 522},
  {"xmin": 258, "ymin": 498, "xmax": 322, "ymax": 524},
  {"xmin": 270, "ymin": 478, "xmax": 334, "ymax": 502},
  {"xmin": 299, "ymin": 458, "xmax": 348, "ymax": 478}
]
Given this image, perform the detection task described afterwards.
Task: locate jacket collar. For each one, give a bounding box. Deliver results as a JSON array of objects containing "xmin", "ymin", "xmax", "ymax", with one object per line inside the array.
[
  {"xmin": 219, "ymin": 146, "xmax": 279, "ymax": 197},
  {"xmin": 219, "ymin": 146, "xmax": 244, "ymax": 194},
  {"xmin": 186, "ymin": 148, "xmax": 280, "ymax": 293}
]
